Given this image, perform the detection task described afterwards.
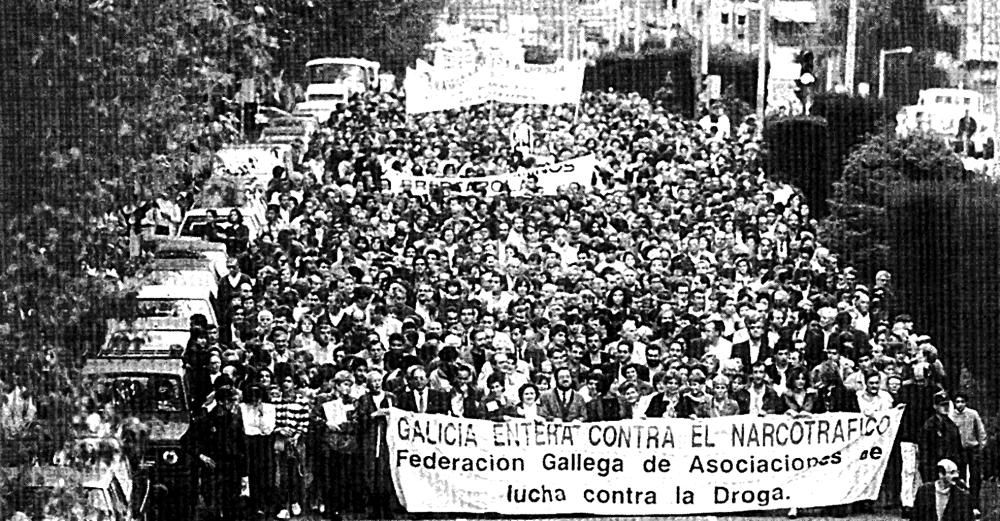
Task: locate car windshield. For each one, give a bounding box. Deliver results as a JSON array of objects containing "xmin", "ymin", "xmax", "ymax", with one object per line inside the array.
[
  {"xmin": 136, "ymin": 298, "xmax": 212, "ymax": 323},
  {"xmin": 179, "ymin": 213, "xmax": 242, "ymax": 238},
  {"xmin": 86, "ymin": 374, "xmax": 186, "ymax": 414},
  {"xmin": 308, "ymin": 93, "xmax": 344, "ymax": 102}
]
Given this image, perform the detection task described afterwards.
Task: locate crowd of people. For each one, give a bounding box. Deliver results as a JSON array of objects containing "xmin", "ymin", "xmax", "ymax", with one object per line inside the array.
[{"xmin": 1, "ymin": 87, "xmax": 990, "ymax": 521}]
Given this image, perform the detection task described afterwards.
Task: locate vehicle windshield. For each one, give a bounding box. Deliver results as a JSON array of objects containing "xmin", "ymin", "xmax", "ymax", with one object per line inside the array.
[
  {"xmin": 86, "ymin": 374, "xmax": 187, "ymax": 414},
  {"xmin": 136, "ymin": 298, "xmax": 213, "ymax": 324},
  {"xmin": 308, "ymin": 93, "xmax": 344, "ymax": 102},
  {"xmin": 308, "ymin": 62, "xmax": 366, "ymax": 85},
  {"xmin": 179, "ymin": 213, "xmax": 244, "ymax": 239}
]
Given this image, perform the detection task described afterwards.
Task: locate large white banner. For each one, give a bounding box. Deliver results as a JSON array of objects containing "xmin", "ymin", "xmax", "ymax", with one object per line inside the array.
[
  {"xmin": 387, "ymin": 409, "xmax": 903, "ymax": 515},
  {"xmin": 404, "ymin": 59, "xmax": 586, "ymax": 114},
  {"xmin": 381, "ymin": 155, "xmax": 595, "ymax": 196},
  {"xmin": 404, "ymin": 64, "xmax": 488, "ymax": 115}
]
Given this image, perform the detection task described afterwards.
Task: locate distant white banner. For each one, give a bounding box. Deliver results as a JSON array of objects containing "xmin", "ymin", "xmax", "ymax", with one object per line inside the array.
[
  {"xmin": 487, "ymin": 61, "xmax": 586, "ymax": 106},
  {"xmin": 382, "ymin": 155, "xmax": 596, "ymax": 196},
  {"xmin": 403, "ymin": 64, "xmax": 488, "ymax": 115},
  {"xmin": 404, "ymin": 60, "xmax": 586, "ymax": 114}
]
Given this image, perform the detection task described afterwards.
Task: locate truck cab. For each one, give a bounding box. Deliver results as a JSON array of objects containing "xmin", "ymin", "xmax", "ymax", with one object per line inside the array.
[
  {"xmin": 296, "ymin": 57, "xmax": 381, "ymax": 123},
  {"xmin": 896, "ymin": 88, "xmax": 996, "ymax": 159},
  {"xmin": 79, "ymin": 356, "xmax": 194, "ymax": 521}
]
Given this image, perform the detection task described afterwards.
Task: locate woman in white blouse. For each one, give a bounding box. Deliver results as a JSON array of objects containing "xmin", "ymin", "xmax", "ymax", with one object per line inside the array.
[
  {"xmin": 240, "ymin": 384, "xmax": 276, "ymax": 519},
  {"xmin": 513, "ymin": 383, "xmax": 543, "ymax": 421}
]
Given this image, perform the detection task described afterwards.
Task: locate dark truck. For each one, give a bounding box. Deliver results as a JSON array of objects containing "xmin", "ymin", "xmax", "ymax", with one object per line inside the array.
[{"xmin": 80, "ymin": 356, "xmax": 194, "ymax": 521}]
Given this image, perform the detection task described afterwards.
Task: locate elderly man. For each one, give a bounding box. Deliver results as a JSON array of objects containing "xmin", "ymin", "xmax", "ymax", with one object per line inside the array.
[
  {"xmin": 397, "ymin": 366, "xmax": 450, "ymax": 414},
  {"xmin": 912, "ymin": 459, "xmax": 976, "ymax": 521}
]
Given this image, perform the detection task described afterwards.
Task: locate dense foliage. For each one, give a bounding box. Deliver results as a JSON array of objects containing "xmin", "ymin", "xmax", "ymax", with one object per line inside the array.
[
  {"xmin": 887, "ymin": 180, "xmax": 1000, "ymax": 411},
  {"xmin": 0, "ymin": 0, "xmax": 442, "ymax": 352},
  {"xmin": 763, "ymin": 116, "xmax": 830, "ymax": 214},
  {"xmin": 809, "ymin": 92, "xmax": 896, "ymax": 179},
  {"xmin": 251, "ymin": 0, "xmax": 445, "ymax": 76},
  {"xmin": 0, "ymin": 0, "xmax": 273, "ymax": 350},
  {"xmin": 820, "ymin": 0, "xmax": 961, "ymax": 88},
  {"xmin": 824, "ymin": 131, "xmax": 966, "ymax": 278}
]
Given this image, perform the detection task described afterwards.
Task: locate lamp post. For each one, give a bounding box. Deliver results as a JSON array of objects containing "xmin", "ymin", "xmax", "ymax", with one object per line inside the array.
[
  {"xmin": 844, "ymin": 0, "xmax": 858, "ymax": 93},
  {"xmin": 878, "ymin": 46, "xmax": 914, "ymax": 99},
  {"xmin": 533, "ymin": 2, "xmax": 542, "ymax": 48}
]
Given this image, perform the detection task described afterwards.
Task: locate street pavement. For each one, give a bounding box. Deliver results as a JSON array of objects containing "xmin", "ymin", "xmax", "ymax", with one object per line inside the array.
[{"xmin": 300, "ymin": 480, "xmax": 1000, "ymax": 521}]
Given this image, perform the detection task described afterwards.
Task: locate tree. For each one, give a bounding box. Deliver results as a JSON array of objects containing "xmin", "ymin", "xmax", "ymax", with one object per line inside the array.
[
  {"xmin": 251, "ymin": 0, "xmax": 445, "ymax": 77},
  {"xmin": 810, "ymin": 92, "xmax": 896, "ymax": 182},
  {"xmin": 763, "ymin": 116, "xmax": 830, "ymax": 214},
  {"xmin": 824, "ymin": 130, "xmax": 966, "ymax": 277},
  {"xmin": 0, "ymin": 0, "xmax": 272, "ymax": 351},
  {"xmin": 887, "ymin": 179, "xmax": 1000, "ymax": 411},
  {"xmin": 821, "ymin": 0, "xmax": 961, "ymax": 88}
]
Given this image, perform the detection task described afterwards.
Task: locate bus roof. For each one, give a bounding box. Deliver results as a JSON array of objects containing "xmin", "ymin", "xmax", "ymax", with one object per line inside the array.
[
  {"xmin": 81, "ymin": 356, "xmax": 185, "ymax": 377},
  {"xmin": 306, "ymin": 57, "xmax": 379, "ymax": 68}
]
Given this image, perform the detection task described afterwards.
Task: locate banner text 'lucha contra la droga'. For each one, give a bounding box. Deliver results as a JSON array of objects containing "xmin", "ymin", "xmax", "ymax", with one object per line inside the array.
[{"xmin": 387, "ymin": 408, "xmax": 903, "ymax": 515}]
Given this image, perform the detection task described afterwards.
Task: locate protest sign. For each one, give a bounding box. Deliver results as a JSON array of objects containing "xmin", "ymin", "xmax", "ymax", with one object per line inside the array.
[
  {"xmin": 527, "ymin": 154, "xmax": 595, "ymax": 194},
  {"xmin": 404, "ymin": 59, "xmax": 586, "ymax": 114},
  {"xmin": 487, "ymin": 60, "xmax": 586, "ymax": 106},
  {"xmin": 387, "ymin": 409, "xmax": 903, "ymax": 515},
  {"xmin": 403, "ymin": 64, "xmax": 487, "ymax": 115},
  {"xmin": 381, "ymin": 155, "xmax": 595, "ymax": 196}
]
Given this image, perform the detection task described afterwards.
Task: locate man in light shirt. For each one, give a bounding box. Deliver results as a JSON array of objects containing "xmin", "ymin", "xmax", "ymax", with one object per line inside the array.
[{"xmin": 948, "ymin": 393, "xmax": 987, "ymax": 510}]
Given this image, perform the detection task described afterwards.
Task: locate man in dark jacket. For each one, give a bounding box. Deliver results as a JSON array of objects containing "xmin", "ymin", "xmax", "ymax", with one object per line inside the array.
[
  {"xmin": 356, "ymin": 369, "xmax": 397, "ymax": 519},
  {"xmin": 913, "ymin": 458, "xmax": 976, "ymax": 521},
  {"xmin": 396, "ymin": 365, "xmax": 451, "ymax": 414},
  {"xmin": 733, "ymin": 363, "xmax": 781, "ymax": 415},
  {"xmin": 899, "ymin": 362, "xmax": 944, "ymax": 515},
  {"xmin": 919, "ymin": 392, "xmax": 965, "ymax": 484},
  {"xmin": 183, "ymin": 385, "xmax": 248, "ymax": 521}
]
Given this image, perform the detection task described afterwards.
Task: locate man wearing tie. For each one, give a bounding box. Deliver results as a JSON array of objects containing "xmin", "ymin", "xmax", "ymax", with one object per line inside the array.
[
  {"xmin": 538, "ymin": 367, "xmax": 587, "ymax": 422},
  {"xmin": 397, "ymin": 366, "xmax": 449, "ymax": 414}
]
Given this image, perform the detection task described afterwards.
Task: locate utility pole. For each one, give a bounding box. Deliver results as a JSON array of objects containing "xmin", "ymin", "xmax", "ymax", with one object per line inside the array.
[
  {"xmin": 633, "ymin": 0, "xmax": 641, "ymax": 53},
  {"xmin": 562, "ymin": 0, "xmax": 571, "ymax": 60},
  {"xmin": 844, "ymin": 0, "xmax": 858, "ymax": 93},
  {"xmin": 700, "ymin": 0, "xmax": 711, "ymax": 78},
  {"xmin": 993, "ymin": 1, "xmax": 1000, "ymax": 175},
  {"xmin": 756, "ymin": 0, "xmax": 769, "ymax": 126}
]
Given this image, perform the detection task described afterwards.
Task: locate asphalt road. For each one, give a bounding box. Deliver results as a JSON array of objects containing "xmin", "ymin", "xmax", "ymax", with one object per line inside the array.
[{"xmin": 302, "ymin": 480, "xmax": 1000, "ymax": 521}]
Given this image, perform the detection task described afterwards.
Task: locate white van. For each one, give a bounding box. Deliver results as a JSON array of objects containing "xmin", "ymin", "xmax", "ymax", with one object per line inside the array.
[{"xmin": 101, "ymin": 285, "xmax": 216, "ymax": 357}]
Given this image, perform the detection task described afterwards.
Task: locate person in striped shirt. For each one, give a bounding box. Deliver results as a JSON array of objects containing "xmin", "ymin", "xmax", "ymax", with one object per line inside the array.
[{"xmin": 273, "ymin": 368, "xmax": 311, "ymax": 520}]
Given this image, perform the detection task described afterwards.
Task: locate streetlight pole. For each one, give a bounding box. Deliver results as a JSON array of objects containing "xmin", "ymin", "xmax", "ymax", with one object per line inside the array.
[
  {"xmin": 877, "ymin": 46, "xmax": 913, "ymax": 99},
  {"xmin": 756, "ymin": 0, "xmax": 769, "ymax": 127},
  {"xmin": 533, "ymin": 2, "xmax": 541, "ymax": 48},
  {"xmin": 844, "ymin": 0, "xmax": 858, "ymax": 93}
]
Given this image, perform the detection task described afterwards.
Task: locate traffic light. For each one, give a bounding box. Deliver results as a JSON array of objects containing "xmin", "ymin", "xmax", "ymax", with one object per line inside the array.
[{"xmin": 794, "ymin": 50, "xmax": 815, "ymax": 113}]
